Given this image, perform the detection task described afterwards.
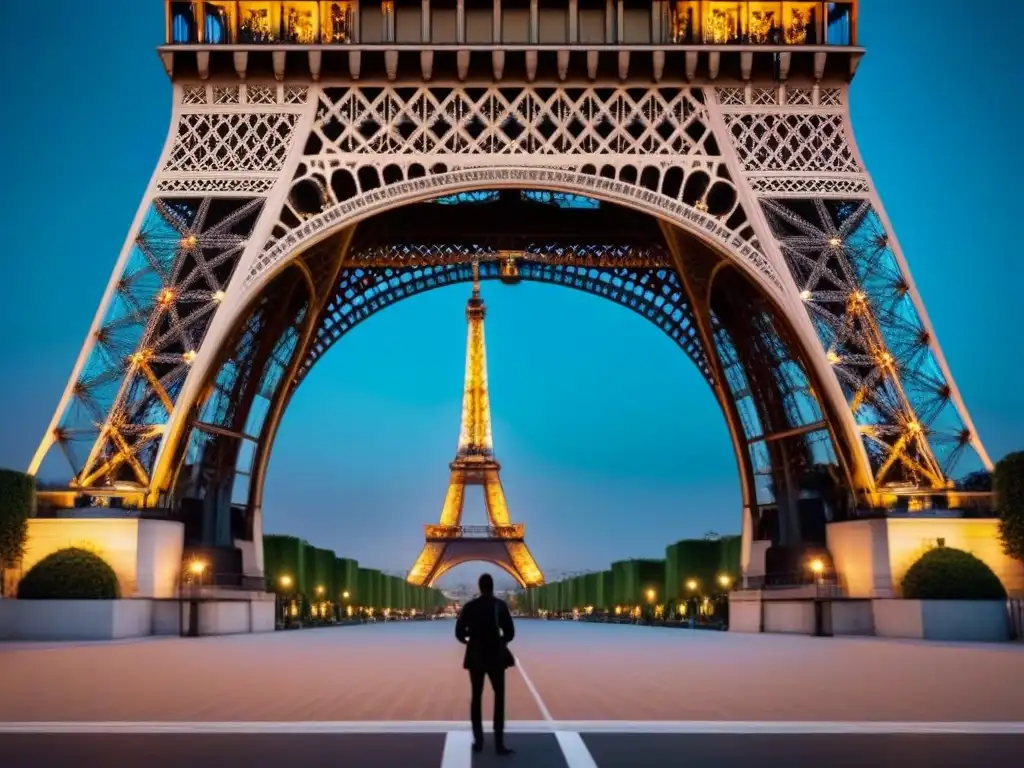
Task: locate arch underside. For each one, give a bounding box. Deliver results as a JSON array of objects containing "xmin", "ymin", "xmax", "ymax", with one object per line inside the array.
[
  {"xmin": 37, "ymin": 82, "xmax": 985, "ymax": 514},
  {"xmin": 164, "ymin": 192, "xmax": 870, "ymax": 570},
  {"xmin": 422, "ymin": 541, "xmax": 532, "ymax": 590}
]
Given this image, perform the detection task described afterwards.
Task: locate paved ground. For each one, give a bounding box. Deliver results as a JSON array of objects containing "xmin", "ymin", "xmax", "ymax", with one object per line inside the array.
[{"xmin": 1, "ymin": 619, "xmax": 1022, "ymax": 766}]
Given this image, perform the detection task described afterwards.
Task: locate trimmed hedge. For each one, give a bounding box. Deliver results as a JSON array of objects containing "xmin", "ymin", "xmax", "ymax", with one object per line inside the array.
[
  {"xmin": 0, "ymin": 468, "xmax": 35, "ymax": 578},
  {"xmin": 901, "ymin": 547, "xmax": 1006, "ymax": 601},
  {"xmin": 17, "ymin": 547, "xmax": 120, "ymax": 600},
  {"xmin": 994, "ymin": 451, "xmax": 1024, "ymax": 563}
]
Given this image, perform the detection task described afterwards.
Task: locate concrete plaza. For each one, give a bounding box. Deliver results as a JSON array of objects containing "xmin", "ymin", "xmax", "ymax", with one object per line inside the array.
[{"xmin": 1, "ymin": 619, "xmax": 1022, "ymax": 766}]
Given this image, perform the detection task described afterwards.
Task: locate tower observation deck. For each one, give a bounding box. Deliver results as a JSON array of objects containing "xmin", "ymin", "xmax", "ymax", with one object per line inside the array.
[{"xmin": 161, "ymin": 1, "xmax": 861, "ymax": 83}]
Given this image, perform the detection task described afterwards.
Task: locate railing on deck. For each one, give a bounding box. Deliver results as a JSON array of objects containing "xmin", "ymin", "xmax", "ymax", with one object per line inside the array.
[
  {"xmin": 166, "ymin": 1, "xmax": 858, "ymax": 47},
  {"xmin": 424, "ymin": 524, "xmax": 524, "ymax": 540}
]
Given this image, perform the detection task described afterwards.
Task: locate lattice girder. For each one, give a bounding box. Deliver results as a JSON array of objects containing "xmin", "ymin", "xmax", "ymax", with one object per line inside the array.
[
  {"xmin": 298, "ymin": 258, "xmax": 713, "ymax": 387},
  {"xmin": 44, "ymin": 196, "xmax": 265, "ymax": 489},
  {"xmin": 31, "ymin": 75, "xmax": 991, "ymax": 522},
  {"xmin": 759, "ymin": 197, "xmax": 978, "ymax": 486}
]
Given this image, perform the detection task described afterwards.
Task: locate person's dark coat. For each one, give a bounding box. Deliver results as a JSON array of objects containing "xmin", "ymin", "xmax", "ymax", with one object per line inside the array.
[{"xmin": 455, "ymin": 595, "xmax": 515, "ymax": 671}]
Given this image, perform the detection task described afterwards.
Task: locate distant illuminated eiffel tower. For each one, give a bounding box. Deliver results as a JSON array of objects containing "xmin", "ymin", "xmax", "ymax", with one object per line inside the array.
[{"xmin": 407, "ymin": 261, "xmax": 544, "ymax": 589}]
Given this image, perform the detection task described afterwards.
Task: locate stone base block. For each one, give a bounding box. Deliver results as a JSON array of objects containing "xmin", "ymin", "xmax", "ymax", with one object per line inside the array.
[
  {"xmin": 873, "ymin": 599, "xmax": 1010, "ymax": 642},
  {"xmin": 0, "ymin": 599, "xmax": 153, "ymax": 641}
]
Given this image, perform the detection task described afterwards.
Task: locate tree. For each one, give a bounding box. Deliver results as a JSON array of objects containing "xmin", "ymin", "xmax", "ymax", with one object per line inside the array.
[
  {"xmin": 958, "ymin": 470, "xmax": 992, "ymax": 492},
  {"xmin": 0, "ymin": 468, "xmax": 35, "ymax": 596},
  {"xmin": 994, "ymin": 452, "xmax": 1024, "ymax": 563}
]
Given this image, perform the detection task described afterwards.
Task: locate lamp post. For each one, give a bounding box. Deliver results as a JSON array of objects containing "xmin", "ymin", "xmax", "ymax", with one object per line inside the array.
[
  {"xmin": 808, "ymin": 558, "xmax": 829, "ymax": 637},
  {"xmin": 185, "ymin": 560, "xmax": 207, "ymax": 638},
  {"xmin": 279, "ymin": 575, "xmax": 293, "ymax": 628},
  {"xmin": 188, "ymin": 559, "xmax": 207, "ymax": 587},
  {"xmin": 685, "ymin": 579, "xmax": 699, "ymax": 628}
]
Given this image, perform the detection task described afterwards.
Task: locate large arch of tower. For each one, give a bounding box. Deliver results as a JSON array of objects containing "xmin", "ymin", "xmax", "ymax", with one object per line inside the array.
[
  {"xmin": 124, "ymin": 186, "xmax": 877, "ymax": 589},
  {"xmin": 26, "ymin": 13, "xmax": 995, "ymax": 594}
]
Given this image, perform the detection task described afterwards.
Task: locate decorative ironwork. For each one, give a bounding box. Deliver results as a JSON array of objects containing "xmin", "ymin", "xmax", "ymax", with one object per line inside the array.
[
  {"xmin": 425, "ymin": 525, "xmax": 525, "ymax": 541},
  {"xmin": 298, "ymin": 256, "xmax": 712, "ymax": 387},
  {"xmin": 760, "ymin": 198, "xmax": 979, "ymax": 484},
  {"xmin": 49, "ymin": 197, "xmax": 264, "ymax": 487}
]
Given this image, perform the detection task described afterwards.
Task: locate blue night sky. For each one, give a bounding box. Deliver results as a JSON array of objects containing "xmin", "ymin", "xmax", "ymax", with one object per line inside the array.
[{"xmin": 0, "ymin": 2, "xmax": 1019, "ymax": 588}]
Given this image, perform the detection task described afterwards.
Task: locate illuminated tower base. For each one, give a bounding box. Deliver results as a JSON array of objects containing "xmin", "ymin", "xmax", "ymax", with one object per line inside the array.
[{"xmin": 407, "ymin": 264, "xmax": 543, "ymax": 589}]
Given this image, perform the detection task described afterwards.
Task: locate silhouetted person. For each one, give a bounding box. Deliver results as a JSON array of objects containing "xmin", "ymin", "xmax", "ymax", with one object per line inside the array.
[{"xmin": 455, "ymin": 573, "xmax": 516, "ymax": 755}]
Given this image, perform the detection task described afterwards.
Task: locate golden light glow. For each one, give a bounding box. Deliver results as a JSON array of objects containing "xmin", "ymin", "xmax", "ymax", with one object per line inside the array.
[
  {"xmin": 718, "ymin": 574, "xmax": 732, "ymax": 588},
  {"xmin": 319, "ymin": 1, "xmax": 356, "ymax": 43},
  {"xmin": 645, "ymin": 588, "xmax": 656, "ymax": 603},
  {"xmin": 851, "ymin": 290, "xmax": 866, "ymax": 302},
  {"xmin": 180, "ymin": 234, "xmax": 198, "ymax": 250},
  {"xmin": 695, "ymin": 199, "xmax": 709, "ymax": 212},
  {"xmin": 212, "ymin": 290, "xmax": 225, "ymax": 303},
  {"xmin": 809, "ymin": 558, "xmax": 825, "ymax": 575},
  {"xmin": 158, "ymin": 288, "xmax": 176, "ymax": 306},
  {"xmin": 342, "ymin": 590, "xmax": 350, "ymax": 599},
  {"xmin": 456, "ymin": 273, "xmax": 495, "ymax": 456},
  {"xmin": 279, "ymin": 574, "xmax": 293, "ymax": 588},
  {"xmin": 907, "ymin": 420, "xmax": 921, "ymax": 433},
  {"xmin": 686, "ymin": 579, "xmax": 698, "ymax": 591},
  {"xmin": 828, "ymin": 236, "xmax": 842, "ymax": 248},
  {"xmin": 878, "ymin": 351, "xmax": 894, "ymax": 366},
  {"xmin": 316, "ymin": 585, "xmax": 325, "ymax": 596},
  {"xmin": 826, "ymin": 349, "xmax": 842, "ymax": 365},
  {"xmin": 188, "ymin": 559, "xmax": 207, "ymax": 575},
  {"xmin": 799, "ymin": 289, "xmax": 812, "ymax": 301},
  {"xmin": 182, "ymin": 350, "xmax": 197, "ymax": 364}
]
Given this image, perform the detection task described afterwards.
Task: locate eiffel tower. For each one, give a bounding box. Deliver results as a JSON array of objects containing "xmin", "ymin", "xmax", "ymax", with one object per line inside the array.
[{"xmin": 407, "ymin": 262, "xmax": 544, "ymax": 589}]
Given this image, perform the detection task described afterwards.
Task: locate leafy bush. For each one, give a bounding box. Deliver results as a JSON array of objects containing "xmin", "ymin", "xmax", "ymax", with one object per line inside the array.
[
  {"xmin": 17, "ymin": 547, "xmax": 120, "ymax": 600},
  {"xmin": 994, "ymin": 451, "xmax": 1024, "ymax": 562},
  {"xmin": 901, "ymin": 547, "xmax": 1006, "ymax": 600},
  {"xmin": 0, "ymin": 468, "xmax": 35, "ymax": 578}
]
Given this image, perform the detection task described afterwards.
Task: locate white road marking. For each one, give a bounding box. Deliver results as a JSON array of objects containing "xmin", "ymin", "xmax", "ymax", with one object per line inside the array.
[
  {"xmin": 556, "ymin": 731, "xmax": 600, "ymax": 768},
  {"xmin": 440, "ymin": 730, "xmax": 473, "ymax": 768},
  {"xmin": 516, "ymin": 658, "xmax": 601, "ymax": 767},
  {"xmin": 514, "ymin": 658, "xmax": 554, "ymax": 724},
  {"xmin": 1, "ymin": 720, "xmax": 1023, "ymax": 735}
]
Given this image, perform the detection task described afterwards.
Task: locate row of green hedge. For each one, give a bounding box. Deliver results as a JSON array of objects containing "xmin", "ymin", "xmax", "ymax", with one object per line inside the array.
[
  {"xmin": 0, "ymin": 468, "xmax": 34, "ymax": 595},
  {"xmin": 523, "ymin": 536, "xmax": 741, "ymax": 613},
  {"xmin": 263, "ymin": 534, "xmax": 446, "ymax": 612}
]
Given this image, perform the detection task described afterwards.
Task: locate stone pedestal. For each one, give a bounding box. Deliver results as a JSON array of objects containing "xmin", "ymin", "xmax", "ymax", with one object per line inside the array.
[{"xmin": 19, "ymin": 517, "xmax": 185, "ymax": 598}]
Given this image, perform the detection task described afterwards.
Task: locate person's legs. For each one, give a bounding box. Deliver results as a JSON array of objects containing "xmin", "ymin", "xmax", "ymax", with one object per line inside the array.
[
  {"xmin": 469, "ymin": 668, "xmax": 486, "ymax": 749},
  {"xmin": 487, "ymin": 666, "xmax": 511, "ymax": 753}
]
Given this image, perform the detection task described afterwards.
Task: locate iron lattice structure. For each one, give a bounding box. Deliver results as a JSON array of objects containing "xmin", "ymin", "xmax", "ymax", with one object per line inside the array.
[
  {"xmin": 28, "ymin": 4, "xmax": 992, "ymax": 583},
  {"xmin": 407, "ymin": 262, "xmax": 544, "ymax": 588}
]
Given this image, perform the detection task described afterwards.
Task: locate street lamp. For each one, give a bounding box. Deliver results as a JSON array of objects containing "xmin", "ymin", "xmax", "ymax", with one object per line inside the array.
[
  {"xmin": 718, "ymin": 574, "xmax": 732, "ymax": 589},
  {"xmin": 316, "ymin": 585, "xmax": 325, "ymax": 596},
  {"xmin": 645, "ymin": 588, "xmax": 656, "ymax": 603},
  {"xmin": 809, "ymin": 557, "xmax": 825, "ymax": 586},
  {"xmin": 686, "ymin": 579, "xmax": 698, "ymax": 592},
  {"xmin": 280, "ymin": 575, "xmax": 293, "ymax": 589},
  {"xmin": 342, "ymin": 591, "xmax": 350, "ymax": 600}
]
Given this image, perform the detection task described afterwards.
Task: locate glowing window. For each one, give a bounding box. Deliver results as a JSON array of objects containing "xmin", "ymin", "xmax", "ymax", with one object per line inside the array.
[
  {"xmin": 320, "ymin": 1, "xmax": 356, "ymax": 43},
  {"xmin": 826, "ymin": 2, "xmax": 854, "ymax": 45},
  {"xmin": 669, "ymin": 1, "xmax": 700, "ymax": 43},
  {"xmin": 746, "ymin": 2, "xmax": 782, "ymax": 44},
  {"xmin": 204, "ymin": 1, "xmax": 236, "ymax": 43},
  {"xmin": 702, "ymin": 2, "xmax": 743, "ymax": 44},
  {"xmin": 171, "ymin": 1, "xmax": 199, "ymax": 43},
  {"xmin": 238, "ymin": 1, "xmax": 282, "ymax": 43},
  {"xmin": 281, "ymin": 2, "xmax": 320, "ymax": 43},
  {"xmin": 782, "ymin": 2, "xmax": 820, "ymax": 44}
]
